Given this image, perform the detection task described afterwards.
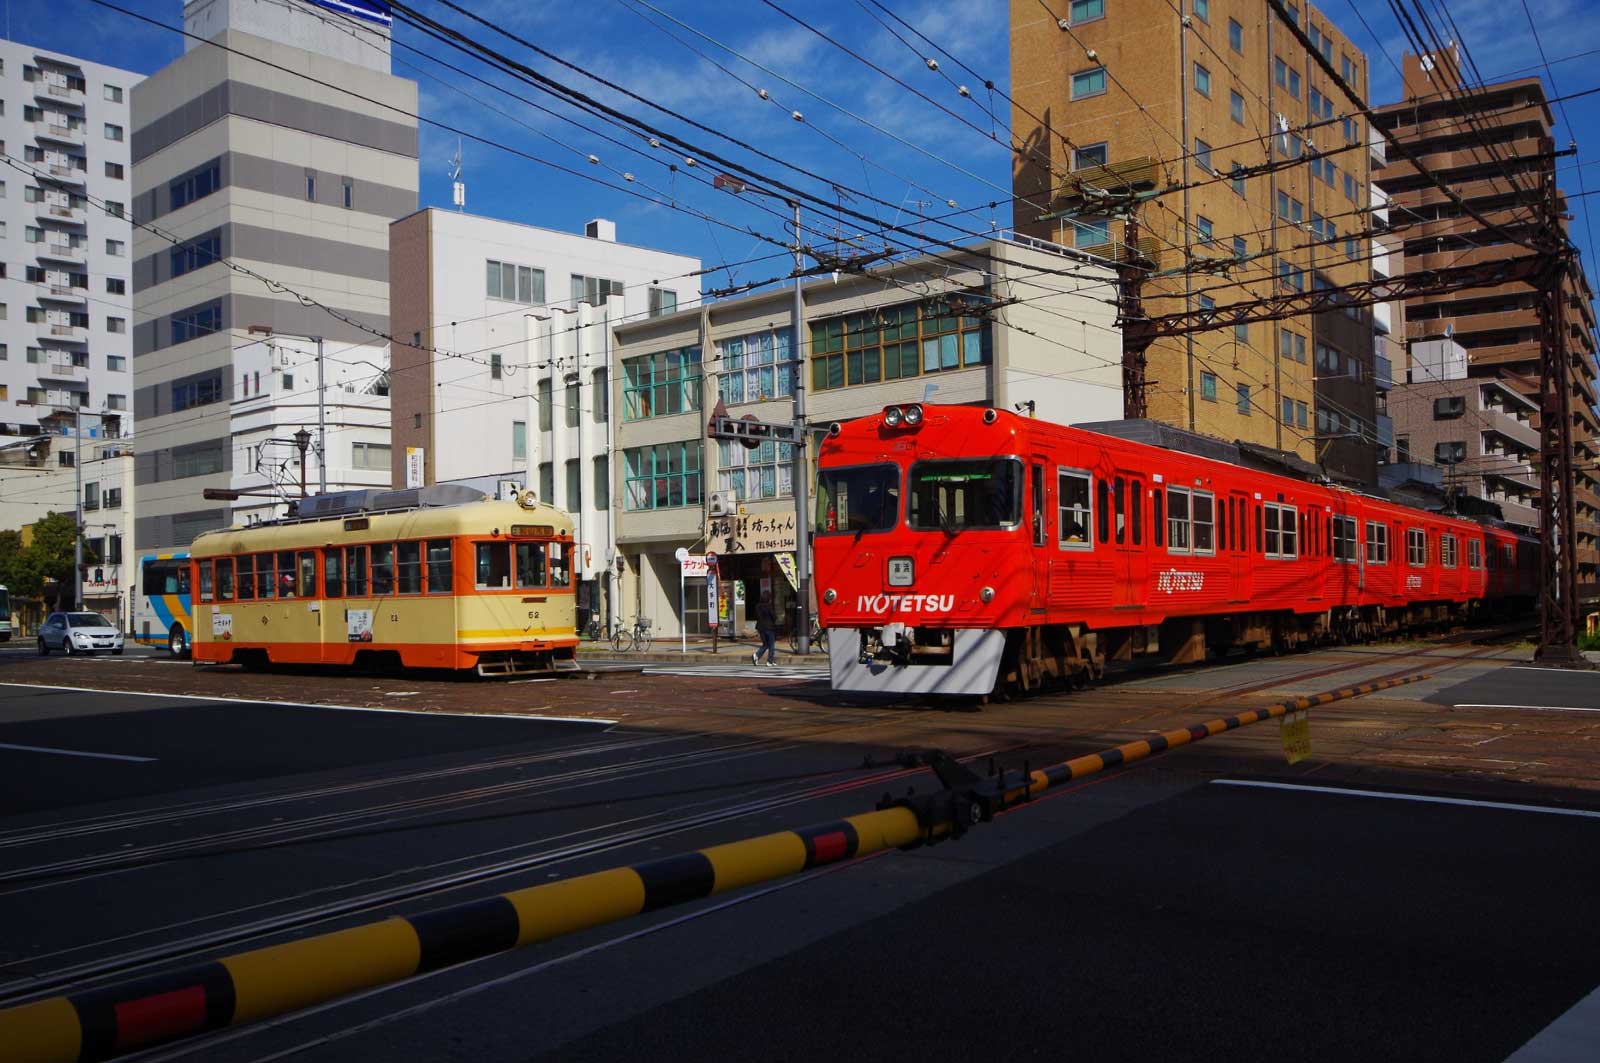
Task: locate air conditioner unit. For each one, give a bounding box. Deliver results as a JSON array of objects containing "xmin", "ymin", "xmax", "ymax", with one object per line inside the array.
[{"xmin": 709, "ymin": 489, "xmax": 738, "ymax": 517}]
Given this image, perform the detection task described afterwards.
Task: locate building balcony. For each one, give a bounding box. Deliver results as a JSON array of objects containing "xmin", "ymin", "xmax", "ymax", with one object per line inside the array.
[
  {"xmin": 42, "ymin": 162, "xmax": 86, "ymax": 186},
  {"xmin": 33, "ymin": 80, "xmax": 84, "ymax": 107},
  {"xmin": 33, "ymin": 120, "xmax": 84, "ymax": 146},
  {"xmin": 35, "ymin": 200, "xmax": 85, "ymax": 226},
  {"xmin": 36, "ymin": 240, "xmax": 85, "ymax": 265},
  {"xmin": 34, "ymin": 357, "xmax": 86, "ymax": 383},
  {"xmin": 36, "ymin": 282, "xmax": 87, "ymax": 305},
  {"xmin": 1374, "ymin": 354, "xmax": 1395, "ymax": 391},
  {"xmin": 40, "ymin": 322, "xmax": 86, "ymax": 343}
]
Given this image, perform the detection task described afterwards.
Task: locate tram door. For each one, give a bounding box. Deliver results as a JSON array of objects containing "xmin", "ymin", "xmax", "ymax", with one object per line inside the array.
[
  {"xmin": 1029, "ymin": 462, "xmax": 1049, "ymax": 610},
  {"xmin": 1114, "ymin": 472, "xmax": 1147, "ymax": 608},
  {"xmin": 1228, "ymin": 493, "xmax": 1251, "ymax": 603}
]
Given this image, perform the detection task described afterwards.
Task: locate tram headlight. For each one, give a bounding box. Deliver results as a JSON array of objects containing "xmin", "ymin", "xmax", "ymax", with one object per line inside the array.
[
  {"xmin": 823, "ymin": 588, "xmax": 837, "ymax": 604},
  {"xmin": 980, "ymin": 585, "xmax": 995, "ymax": 603},
  {"xmin": 883, "ymin": 406, "xmax": 904, "ymax": 428},
  {"xmin": 902, "ymin": 403, "xmax": 924, "ymax": 426}
]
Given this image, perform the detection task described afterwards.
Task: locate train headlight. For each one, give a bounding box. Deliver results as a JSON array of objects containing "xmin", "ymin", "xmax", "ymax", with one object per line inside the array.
[
  {"xmin": 823, "ymin": 588, "xmax": 837, "ymax": 604},
  {"xmin": 882, "ymin": 406, "xmax": 904, "ymax": 428},
  {"xmin": 980, "ymin": 585, "xmax": 995, "ymax": 603},
  {"xmin": 902, "ymin": 403, "xmax": 924, "ymax": 426}
]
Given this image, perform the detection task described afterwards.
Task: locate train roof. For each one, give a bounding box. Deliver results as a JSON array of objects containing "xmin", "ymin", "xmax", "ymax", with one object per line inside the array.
[{"xmin": 189, "ymin": 486, "xmax": 574, "ymax": 558}]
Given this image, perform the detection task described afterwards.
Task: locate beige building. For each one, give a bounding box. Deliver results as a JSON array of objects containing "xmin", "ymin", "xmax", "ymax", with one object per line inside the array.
[
  {"xmin": 611, "ymin": 237, "xmax": 1122, "ymax": 639},
  {"xmin": 1011, "ymin": 0, "xmax": 1373, "ymax": 463}
]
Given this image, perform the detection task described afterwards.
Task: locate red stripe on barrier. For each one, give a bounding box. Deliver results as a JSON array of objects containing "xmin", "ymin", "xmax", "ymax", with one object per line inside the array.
[
  {"xmin": 115, "ymin": 986, "xmax": 207, "ymax": 1051},
  {"xmin": 811, "ymin": 831, "xmax": 849, "ymax": 864}
]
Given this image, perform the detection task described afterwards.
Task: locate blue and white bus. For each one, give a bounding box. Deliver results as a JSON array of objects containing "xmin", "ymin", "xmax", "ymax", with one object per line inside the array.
[{"xmin": 133, "ymin": 553, "xmax": 194, "ymax": 657}]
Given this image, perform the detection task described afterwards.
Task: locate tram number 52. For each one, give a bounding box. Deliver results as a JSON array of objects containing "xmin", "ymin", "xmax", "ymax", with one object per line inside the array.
[
  {"xmin": 526, "ymin": 610, "xmax": 541, "ymax": 620},
  {"xmin": 389, "ymin": 613, "xmax": 400, "ymax": 623}
]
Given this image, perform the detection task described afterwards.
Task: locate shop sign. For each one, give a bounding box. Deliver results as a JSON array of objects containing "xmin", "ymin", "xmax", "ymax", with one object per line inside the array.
[{"xmin": 706, "ymin": 507, "xmax": 799, "ymax": 554}]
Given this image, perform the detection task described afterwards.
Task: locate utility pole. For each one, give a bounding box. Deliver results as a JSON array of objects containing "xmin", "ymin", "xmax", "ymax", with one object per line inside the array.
[
  {"xmin": 1536, "ymin": 171, "xmax": 1582, "ymax": 664},
  {"xmin": 791, "ymin": 200, "xmax": 812, "ymax": 656},
  {"xmin": 72, "ymin": 405, "xmax": 83, "ymax": 611},
  {"xmin": 315, "ymin": 336, "xmax": 327, "ymax": 495},
  {"xmin": 1117, "ymin": 210, "xmax": 1151, "ymax": 420}
]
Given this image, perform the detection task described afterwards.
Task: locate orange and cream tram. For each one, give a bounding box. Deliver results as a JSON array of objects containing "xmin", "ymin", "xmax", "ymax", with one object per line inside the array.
[{"xmin": 188, "ymin": 485, "xmax": 579, "ymax": 675}]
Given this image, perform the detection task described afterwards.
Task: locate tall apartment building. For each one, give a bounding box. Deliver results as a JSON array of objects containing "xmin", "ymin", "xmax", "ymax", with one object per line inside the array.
[
  {"xmin": 0, "ymin": 44, "xmax": 139, "ymax": 459},
  {"xmin": 130, "ymin": 0, "xmax": 417, "ymax": 553},
  {"xmin": 388, "ymin": 208, "xmax": 702, "ymax": 631},
  {"xmin": 612, "ymin": 237, "xmax": 1122, "ymax": 639},
  {"xmin": 1012, "ymin": 0, "xmax": 1374, "ymax": 467},
  {"xmin": 1373, "ymin": 49, "xmax": 1600, "ymax": 579}
]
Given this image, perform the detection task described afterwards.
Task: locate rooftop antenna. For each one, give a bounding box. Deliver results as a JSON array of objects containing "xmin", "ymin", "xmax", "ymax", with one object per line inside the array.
[{"xmin": 448, "ymin": 138, "xmax": 465, "ymax": 212}]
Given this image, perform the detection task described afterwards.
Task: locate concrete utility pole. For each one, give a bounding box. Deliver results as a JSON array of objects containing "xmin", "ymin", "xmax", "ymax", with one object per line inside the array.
[
  {"xmin": 1536, "ymin": 171, "xmax": 1582, "ymax": 664},
  {"xmin": 791, "ymin": 199, "xmax": 812, "ymax": 656},
  {"xmin": 73, "ymin": 406, "xmax": 83, "ymax": 611}
]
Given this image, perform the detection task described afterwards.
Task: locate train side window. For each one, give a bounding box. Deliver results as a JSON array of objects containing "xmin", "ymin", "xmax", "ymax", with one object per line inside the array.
[
  {"xmin": 1469, "ymin": 538, "xmax": 1482, "ymax": 570},
  {"xmin": 1166, "ymin": 486, "xmax": 1191, "ymax": 553},
  {"xmin": 397, "ymin": 542, "xmax": 423, "ymax": 594},
  {"xmin": 216, "ymin": 558, "xmax": 234, "ymax": 601},
  {"xmin": 1131, "ymin": 480, "xmax": 1143, "ymax": 545},
  {"xmin": 324, "ymin": 548, "xmax": 343, "ymax": 598},
  {"xmin": 551, "ymin": 542, "xmax": 572, "ymax": 587},
  {"xmin": 1114, "ymin": 477, "xmax": 1126, "ymax": 544},
  {"xmin": 237, "ymin": 555, "xmax": 256, "ymax": 600},
  {"xmin": 515, "ymin": 542, "xmax": 548, "ymax": 588},
  {"xmin": 256, "ymin": 553, "xmax": 276, "ymax": 599},
  {"xmin": 1031, "ymin": 465, "xmax": 1047, "ymax": 546},
  {"xmin": 1332, "ymin": 516, "xmax": 1358, "ymax": 562},
  {"xmin": 1153, "ymin": 491, "xmax": 1164, "ymax": 547},
  {"xmin": 1057, "ymin": 469, "xmax": 1092, "ymax": 550},
  {"xmin": 1441, "ymin": 534, "xmax": 1458, "ymax": 569},
  {"xmin": 372, "ymin": 544, "xmax": 396, "ymax": 595},
  {"xmin": 1217, "ymin": 495, "xmax": 1227, "ymax": 552},
  {"xmin": 1264, "ymin": 502, "xmax": 1298, "ymax": 559},
  {"xmin": 1096, "ymin": 479, "xmax": 1110, "ymax": 544},
  {"xmin": 1255, "ymin": 505, "xmax": 1263, "ymax": 553},
  {"xmin": 476, "ymin": 542, "xmax": 511, "ymax": 589},
  {"xmin": 345, "ymin": 545, "xmax": 368, "ymax": 597},
  {"xmin": 276, "ymin": 551, "xmax": 298, "ymax": 599},
  {"xmin": 427, "ymin": 540, "xmax": 454, "ymax": 593},
  {"xmin": 298, "ymin": 552, "xmax": 317, "ymax": 598},
  {"xmin": 1192, "ymin": 491, "xmax": 1215, "ymax": 554},
  {"xmin": 1364, "ymin": 521, "xmax": 1388, "ymax": 564},
  {"xmin": 198, "ymin": 561, "xmax": 214, "ymax": 603},
  {"xmin": 1406, "ymin": 528, "xmax": 1426, "ymax": 567}
]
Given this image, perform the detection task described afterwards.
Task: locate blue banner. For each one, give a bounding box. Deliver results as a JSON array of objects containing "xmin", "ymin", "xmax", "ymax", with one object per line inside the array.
[{"xmin": 302, "ymin": 0, "xmax": 393, "ymax": 27}]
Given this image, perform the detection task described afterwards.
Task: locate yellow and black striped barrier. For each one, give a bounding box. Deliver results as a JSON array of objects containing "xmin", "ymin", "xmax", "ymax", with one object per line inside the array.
[{"xmin": 0, "ymin": 672, "xmax": 1426, "ymax": 1062}]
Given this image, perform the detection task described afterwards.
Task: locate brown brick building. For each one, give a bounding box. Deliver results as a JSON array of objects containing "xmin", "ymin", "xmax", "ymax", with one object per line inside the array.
[
  {"xmin": 1373, "ymin": 50, "xmax": 1600, "ymax": 579},
  {"xmin": 1011, "ymin": 0, "xmax": 1375, "ymax": 465}
]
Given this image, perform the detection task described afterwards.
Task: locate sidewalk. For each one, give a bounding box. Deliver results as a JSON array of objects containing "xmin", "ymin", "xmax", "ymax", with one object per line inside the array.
[{"xmin": 574, "ymin": 634, "xmax": 827, "ymax": 667}]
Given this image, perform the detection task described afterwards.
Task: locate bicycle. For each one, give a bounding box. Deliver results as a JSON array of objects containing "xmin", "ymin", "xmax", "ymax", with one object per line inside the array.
[
  {"xmin": 583, "ymin": 614, "xmax": 604, "ymax": 641},
  {"xmin": 611, "ymin": 616, "xmax": 651, "ymax": 653},
  {"xmin": 787, "ymin": 616, "xmax": 828, "ymax": 656}
]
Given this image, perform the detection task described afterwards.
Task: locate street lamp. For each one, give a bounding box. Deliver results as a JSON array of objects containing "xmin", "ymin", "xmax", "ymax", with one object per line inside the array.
[
  {"xmin": 249, "ymin": 326, "xmax": 327, "ymax": 495},
  {"xmin": 715, "ymin": 174, "xmax": 813, "ymax": 654},
  {"xmin": 293, "ymin": 427, "xmax": 312, "ymax": 498}
]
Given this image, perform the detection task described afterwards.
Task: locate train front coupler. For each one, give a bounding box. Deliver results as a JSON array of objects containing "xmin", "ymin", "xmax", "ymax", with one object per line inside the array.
[{"xmin": 856, "ymin": 622, "xmax": 915, "ymax": 666}]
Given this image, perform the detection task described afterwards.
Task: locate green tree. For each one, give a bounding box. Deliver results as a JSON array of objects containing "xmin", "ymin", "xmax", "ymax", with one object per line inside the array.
[{"xmin": 12, "ymin": 513, "xmax": 96, "ymax": 605}]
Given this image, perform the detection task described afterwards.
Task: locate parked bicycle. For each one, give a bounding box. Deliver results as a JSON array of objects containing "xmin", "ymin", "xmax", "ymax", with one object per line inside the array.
[
  {"xmin": 787, "ymin": 616, "xmax": 828, "ymax": 656},
  {"xmin": 611, "ymin": 616, "xmax": 652, "ymax": 653},
  {"xmin": 584, "ymin": 614, "xmax": 604, "ymax": 641}
]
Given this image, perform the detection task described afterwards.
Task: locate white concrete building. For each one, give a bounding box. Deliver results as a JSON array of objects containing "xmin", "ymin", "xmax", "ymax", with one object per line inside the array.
[
  {"xmin": 0, "ymin": 42, "xmax": 140, "ymax": 440},
  {"xmin": 612, "ymin": 235, "xmax": 1123, "ymax": 640},
  {"xmin": 388, "ymin": 208, "xmax": 701, "ymax": 629}
]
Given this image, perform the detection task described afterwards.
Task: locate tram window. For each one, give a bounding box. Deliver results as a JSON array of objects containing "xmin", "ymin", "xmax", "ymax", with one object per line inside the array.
[
  {"xmin": 276, "ymin": 551, "xmax": 297, "ymax": 599},
  {"xmin": 198, "ymin": 561, "xmax": 214, "ymax": 603},
  {"xmin": 551, "ymin": 542, "xmax": 572, "ymax": 587},
  {"xmin": 372, "ymin": 544, "xmax": 396, "ymax": 595},
  {"xmin": 256, "ymin": 554, "xmax": 275, "ymax": 599},
  {"xmin": 1217, "ymin": 495, "xmax": 1227, "ymax": 552},
  {"xmin": 515, "ymin": 542, "xmax": 547, "ymax": 588},
  {"xmin": 1114, "ymin": 477, "xmax": 1126, "ymax": 544},
  {"xmin": 1193, "ymin": 492, "xmax": 1214, "ymax": 553},
  {"xmin": 324, "ymin": 548, "xmax": 343, "ymax": 598},
  {"xmin": 476, "ymin": 542, "xmax": 511, "ymax": 589},
  {"xmin": 1153, "ymin": 491, "xmax": 1164, "ymax": 547},
  {"xmin": 1031, "ymin": 466, "xmax": 1046, "ymax": 546},
  {"xmin": 237, "ymin": 555, "xmax": 256, "ymax": 600},
  {"xmin": 1131, "ymin": 480, "xmax": 1143, "ymax": 545},
  {"xmin": 345, "ymin": 545, "xmax": 368, "ymax": 596},
  {"xmin": 397, "ymin": 542, "xmax": 422, "ymax": 594},
  {"xmin": 1256, "ymin": 505, "xmax": 1263, "ymax": 553},
  {"xmin": 298, "ymin": 552, "xmax": 316, "ymax": 598},
  {"xmin": 1166, "ymin": 487, "xmax": 1191, "ymax": 552},
  {"xmin": 216, "ymin": 558, "xmax": 234, "ymax": 601},
  {"xmin": 1057, "ymin": 470, "xmax": 1091, "ymax": 549},
  {"xmin": 1469, "ymin": 538, "xmax": 1482, "ymax": 570},
  {"xmin": 427, "ymin": 540, "xmax": 453, "ymax": 593},
  {"xmin": 1097, "ymin": 480, "xmax": 1110, "ymax": 544}
]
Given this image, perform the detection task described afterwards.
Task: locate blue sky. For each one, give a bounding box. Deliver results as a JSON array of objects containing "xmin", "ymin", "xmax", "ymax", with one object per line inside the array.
[{"xmin": 9, "ymin": 0, "xmax": 1600, "ymax": 290}]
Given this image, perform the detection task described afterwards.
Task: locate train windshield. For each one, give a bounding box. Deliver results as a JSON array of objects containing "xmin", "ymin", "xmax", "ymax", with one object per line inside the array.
[
  {"xmin": 816, "ymin": 465, "xmax": 900, "ymax": 534},
  {"xmin": 907, "ymin": 458, "xmax": 1022, "ymax": 532}
]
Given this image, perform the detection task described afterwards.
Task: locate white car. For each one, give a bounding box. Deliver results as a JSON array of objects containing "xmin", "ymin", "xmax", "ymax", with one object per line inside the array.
[{"xmin": 37, "ymin": 612, "xmax": 125, "ymax": 656}]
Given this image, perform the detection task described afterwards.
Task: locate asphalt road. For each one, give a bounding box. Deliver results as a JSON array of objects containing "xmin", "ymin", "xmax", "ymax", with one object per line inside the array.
[
  {"xmin": 1, "ymin": 652, "xmax": 1597, "ymax": 1062},
  {"xmin": 1428, "ymin": 664, "xmax": 1600, "ymax": 712}
]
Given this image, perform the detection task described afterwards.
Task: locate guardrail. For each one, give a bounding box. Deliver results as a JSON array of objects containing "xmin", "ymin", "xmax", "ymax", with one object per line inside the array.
[{"xmin": 0, "ymin": 674, "xmax": 1427, "ymax": 1062}]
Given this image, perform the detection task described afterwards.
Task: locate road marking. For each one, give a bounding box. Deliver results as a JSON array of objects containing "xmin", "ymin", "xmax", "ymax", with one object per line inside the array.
[
  {"xmin": 1504, "ymin": 980, "xmax": 1600, "ymax": 1062},
  {"xmin": 0, "ymin": 741, "xmax": 154, "ymax": 763},
  {"xmin": 1454, "ymin": 704, "xmax": 1600, "ymax": 714},
  {"xmin": 383, "ymin": 691, "xmax": 420, "ymax": 697},
  {"xmin": 1212, "ymin": 780, "xmax": 1600, "ymax": 820},
  {"xmin": 0, "ymin": 681, "xmax": 617, "ymax": 725}
]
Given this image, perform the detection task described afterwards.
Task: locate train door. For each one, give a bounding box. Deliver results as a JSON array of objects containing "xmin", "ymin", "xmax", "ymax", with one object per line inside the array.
[
  {"xmin": 1029, "ymin": 461, "xmax": 1049, "ymax": 610},
  {"xmin": 1228, "ymin": 493, "xmax": 1251, "ymax": 602},
  {"xmin": 1116, "ymin": 473, "xmax": 1147, "ymax": 610}
]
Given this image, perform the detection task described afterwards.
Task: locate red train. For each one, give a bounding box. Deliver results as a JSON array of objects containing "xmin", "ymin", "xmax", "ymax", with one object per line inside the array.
[{"xmin": 813, "ymin": 403, "xmax": 1537, "ymax": 696}]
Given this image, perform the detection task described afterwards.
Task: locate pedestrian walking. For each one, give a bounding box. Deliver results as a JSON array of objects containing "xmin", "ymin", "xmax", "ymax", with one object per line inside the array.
[{"xmin": 752, "ymin": 591, "xmax": 778, "ymax": 667}]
